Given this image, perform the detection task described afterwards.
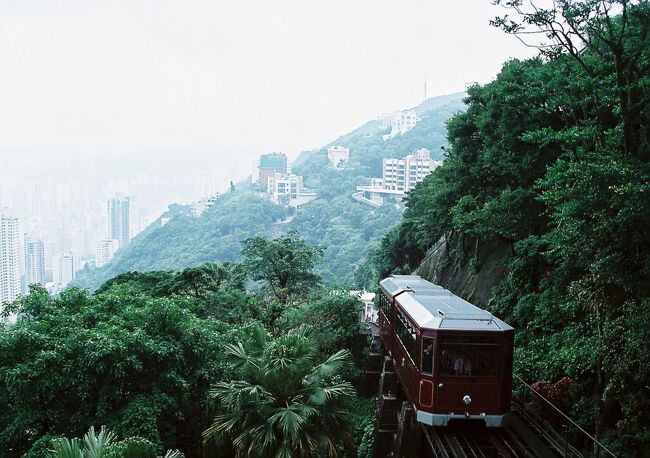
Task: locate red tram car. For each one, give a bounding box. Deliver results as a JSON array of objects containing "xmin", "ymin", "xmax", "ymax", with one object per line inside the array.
[{"xmin": 378, "ymin": 275, "xmax": 514, "ymax": 427}]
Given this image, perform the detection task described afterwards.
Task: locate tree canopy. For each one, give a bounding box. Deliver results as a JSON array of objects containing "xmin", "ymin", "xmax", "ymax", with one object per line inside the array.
[
  {"xmin": 203, "ymin": 325, "xmax": 356, "ymax": 458},
  {"xmin": 371, "ymin": 2, "xmax": 650, "ymax": 453}
]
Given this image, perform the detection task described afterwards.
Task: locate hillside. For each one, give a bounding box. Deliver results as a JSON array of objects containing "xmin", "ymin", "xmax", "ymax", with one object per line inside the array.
[
  {"xmin": 76, "ymin": 92, "xmax": 466, "ymax": 290},
  {"xmin": 75, "ymin": 191, "xmax": 290, "ymax": 290}
]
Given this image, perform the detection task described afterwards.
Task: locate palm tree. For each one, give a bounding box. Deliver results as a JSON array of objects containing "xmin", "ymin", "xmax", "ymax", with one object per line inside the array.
[
  {"xmin": 203, "ymin": 325, "xmax": 356, "ymax": 458},
  {"xmin": 49, "ymin": 426, "xmax": 183, "ymax": 458}
]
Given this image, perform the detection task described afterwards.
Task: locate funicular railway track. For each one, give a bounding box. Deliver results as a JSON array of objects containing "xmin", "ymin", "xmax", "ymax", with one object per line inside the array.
[{"xmin": 422, "ymin": 422, "xmax": 550, "ymax": 458}]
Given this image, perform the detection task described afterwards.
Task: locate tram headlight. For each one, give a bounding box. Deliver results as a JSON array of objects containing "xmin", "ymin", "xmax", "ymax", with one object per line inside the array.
[{"xmin": 463, "ymin": 395, "xmax": 472, "ymax": 405}]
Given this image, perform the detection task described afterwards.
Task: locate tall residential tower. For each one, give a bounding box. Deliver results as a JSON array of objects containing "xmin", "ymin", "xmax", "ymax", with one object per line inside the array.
[
  {"xmin": 108, "ymin": 194, "xmax": 130, "ymax": 249},
  {"xmin": 24, "ymin": 238, "xmax": 45, "ymax": 288},
  {"xmin": 0, "ymin": 212, "xmax": 21, "ymax": 305}
]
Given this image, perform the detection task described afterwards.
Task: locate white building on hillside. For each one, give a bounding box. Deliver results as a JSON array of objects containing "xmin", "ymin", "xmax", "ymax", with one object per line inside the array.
[
  {"xmin": 383, "ymin": 148, "xmax": 440, "ymax": 193},
  {"xmin": 327, "ymin": 146, "xmax": 350, "ymax": 169},
  {"xmin": 381, "ymin": 110, "xmax": 420, "ymax": 140},
  {"xmin": 267, "ymin": 173, "xmax": 317, "ymax": 207},
  {"xmin": 354, "ymin": 149, "xmax": 442, "ymax": 207},
  {"xmin": 53, "ymin": 252, "xmax": 78, "ymax": 288},
  {"xmin": 191, "ymin": 194, "xmax": 220, "ymax": 217},
  {"xmin": 96, "ymin": 239, "xmax": 119, "ymax": 268}
]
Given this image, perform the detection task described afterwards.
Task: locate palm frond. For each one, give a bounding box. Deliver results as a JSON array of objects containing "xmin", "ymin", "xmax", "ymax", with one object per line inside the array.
[
  {"xmin": 204, "ymin": 327, "xmax": 355, "ymax": 458},
  {"xmin": 268, "ymin": 406, "xmax": 307, "ymax": 442},
  {"xmin": 311, "ymin": 349, "xmax": 350, "ymax": 380},
  {"xmin": 105, "ymin": 437, "xmax": 158, "ymax": 458},
  {"xmin": 82, "ymin": 426, "xmax": 116, "ymax": 458},
  {"xmin": 250, "ymin": 323, "xmax": 268, "ymax": 352},
  {"xmin": 49, "ymin": 438, "xmax": 83, "ymax": 458},
  {"xmin": 274, "ymin": 443, "xmax": 295, "ymax": 458}
]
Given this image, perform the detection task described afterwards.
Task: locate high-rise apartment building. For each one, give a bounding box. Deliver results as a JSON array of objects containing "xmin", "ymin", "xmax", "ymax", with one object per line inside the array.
[
  {"xmin": 108, "ymin": 194, "xmax": 130, "ymax": 249},
  {"xmin": 0, "ymin": 212, "xmax": 21, "ymax": 305},
  {"xmin": 95, "ymin": 239, "xmax": 119, "ymax": 268},
  {"xmin": 53, "ymin": 252, "xmax": 77, "ymax": 288},
  {"xmin": 24, "ymin": 238, "xmax": 45, "ymax": 288},
  {"xmin": 382, "ymin": 149, "xmax": 440, "ymax": 193}
]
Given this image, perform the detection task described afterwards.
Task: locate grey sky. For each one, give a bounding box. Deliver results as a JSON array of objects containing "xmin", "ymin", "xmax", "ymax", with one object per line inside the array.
[{"xmin": 0, "ymin": 0, "xmax": 535, "ymax": 160}]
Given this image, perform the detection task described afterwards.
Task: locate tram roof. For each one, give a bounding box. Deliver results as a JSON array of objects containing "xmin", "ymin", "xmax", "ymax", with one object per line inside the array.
[{"xmin": 379, "ymin": 275, "xmax": 513, "ymax": 331}]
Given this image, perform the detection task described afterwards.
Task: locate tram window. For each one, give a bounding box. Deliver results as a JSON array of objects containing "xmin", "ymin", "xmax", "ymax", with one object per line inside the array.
[
  {"xmin": 439, "ymin": 334, "xmax": 500, "ymax": 377},
  {"xmin": 379, "ymin": 293, "xmax": 391, "ymax": 320},
  {"xmin": 421, "ymin": 337, "xmax": 434, "ymax": 374},
  {"xmin": 395, "ymin": 312, "xmax": 417, "ymax": 361}
]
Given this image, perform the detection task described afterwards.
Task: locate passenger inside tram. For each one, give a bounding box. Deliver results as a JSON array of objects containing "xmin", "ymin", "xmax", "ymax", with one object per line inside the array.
[{"xmin": 422, "ymin": 338, "xmax": 434, "ymax": 373}]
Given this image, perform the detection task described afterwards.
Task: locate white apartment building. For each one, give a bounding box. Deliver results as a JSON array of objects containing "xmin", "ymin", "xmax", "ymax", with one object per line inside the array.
[
  {"xmin": 96, "ymin": 239, "xmax": 119, "ymax": 268},
  {"xmin": 53, "ymin": 252, "xmax": 77, "ymax": 288},
  {"xmin": 381, "ymin": 110, "xmax": 420, "ymax": 140},
  {"xmin": 267, "ymin": 173, "xmax": 317, "ymax": 207},
  {"xmin": 0, "ymin": 212, "xmax": 21, "ymax": 305},
  {"xmin": 383, "ymin": 148, "xmax": 440, "ymax": 192},
  {"xmin": 355, "ymin": 149, "xmax": 442, "ymax": 207},
  {"xmin": 327, "ymin": 146, "xmax": 350, "ymax": 169},
  {"xmin": 24, "ymin": 238, "xmax": 45, "ymax": 288}
]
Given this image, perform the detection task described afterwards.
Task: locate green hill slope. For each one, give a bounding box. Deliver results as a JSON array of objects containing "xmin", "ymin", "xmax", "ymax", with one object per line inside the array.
[
  {"xmin": 76, "ymin": 191, "xmax": 289, "ymax": 290},
  {"xmin": 76, "ymin": 92, "xmax": 465, "ymax": 290}
]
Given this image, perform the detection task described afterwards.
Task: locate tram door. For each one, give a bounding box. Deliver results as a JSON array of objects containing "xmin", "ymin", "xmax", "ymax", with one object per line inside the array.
[{"xmin": 418, "ymin": 336, "xmax": 435, "ymax": 408}]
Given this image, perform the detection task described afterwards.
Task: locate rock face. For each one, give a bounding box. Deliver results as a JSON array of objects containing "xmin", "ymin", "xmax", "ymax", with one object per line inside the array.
[{"xmin": 416, "ymin": 233, "xmax": 511, "ymax": 308}]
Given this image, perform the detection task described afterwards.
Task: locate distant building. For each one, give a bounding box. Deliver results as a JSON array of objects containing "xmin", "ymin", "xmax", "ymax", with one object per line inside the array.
[
  {"xmin": 191, "ymin": 193, "xmax": 220, "ymax": 217},
  {"xmin": 355, "ymin": 149, "xmax": 441, "ymax": 207},
  {"xmin": 327, "ymin": 146, "xmax": 350, "ymax": 169},
  {"xmin": 356, "ymin": 291, "xmax": 377, "ymax": 323},
  {"xmin": 53, "ymin": 252, "xmax": 77, "ymax": 288},
  {"xmin": 95, "ymin": 239, "xmax": 119, "ymax": 268},
  {"xmin": 108, "ymin": 194, "xmax": 130, "ymax": 249},
  {"xmin": 0, "ymin": 211, "xmax": 21, "ymax": 305},
  {"xmin": 381, "ymin": 110, "xmax": 420, "ymax": 140},
  {"xmin": 383, "ymin": 148, "xmax": 440, "ymax": 193},
  {"xmin": 267, "ymin": 172, "xmax": 317, "ymax": 207},
  {"xmin": 258, "ymin": 153, "xmax": 288, "ymax": 187},
  {"xmin": 24, "ymin": 238, "xmax": 45, "ymax": 288}
]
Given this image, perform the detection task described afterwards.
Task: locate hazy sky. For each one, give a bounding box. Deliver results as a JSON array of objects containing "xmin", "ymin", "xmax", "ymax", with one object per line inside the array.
[{"xmin": 0, "ymin": 0, "xmax": 535, "ymax": 161}]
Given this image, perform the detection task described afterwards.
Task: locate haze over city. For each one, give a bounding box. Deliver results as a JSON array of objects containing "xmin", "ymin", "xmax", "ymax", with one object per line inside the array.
[{"xmin": 0, "ymin": 0, "xmax": 535, "ymax": 293}]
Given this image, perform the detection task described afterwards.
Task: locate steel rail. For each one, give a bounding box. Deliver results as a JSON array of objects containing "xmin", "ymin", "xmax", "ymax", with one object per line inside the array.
[{"xmin": 513, "ymin": 374, "xmax": 617, "ymax": 457}]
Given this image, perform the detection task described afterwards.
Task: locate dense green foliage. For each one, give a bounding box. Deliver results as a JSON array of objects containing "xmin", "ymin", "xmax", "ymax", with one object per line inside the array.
[
  {"xmin": 373, "ymin": 2, "xmax": 650, "ymax": 453},
  {"xmin": 242, "ymin": 232, "xmax": 324, "ymax": 305},
  {"xmin": 203, "ymin": 325, "xmax": 356, "ymax": 458},
  {"xmin": 0, "ymin": 284, "xmax": 250, "ymax": 457},
  {"xmin": 48, "ymin": 426, "xmax": 183, "ymax": 458},
  {"xmin": 2, "ymin": 234, "xmax": 368, "ymax": 457}
]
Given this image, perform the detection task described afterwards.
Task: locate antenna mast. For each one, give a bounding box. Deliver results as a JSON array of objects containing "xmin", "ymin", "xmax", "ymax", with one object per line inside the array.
[{"xmin": 424, "ymin": 72, "xmax": 427, "ymax": 102}]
